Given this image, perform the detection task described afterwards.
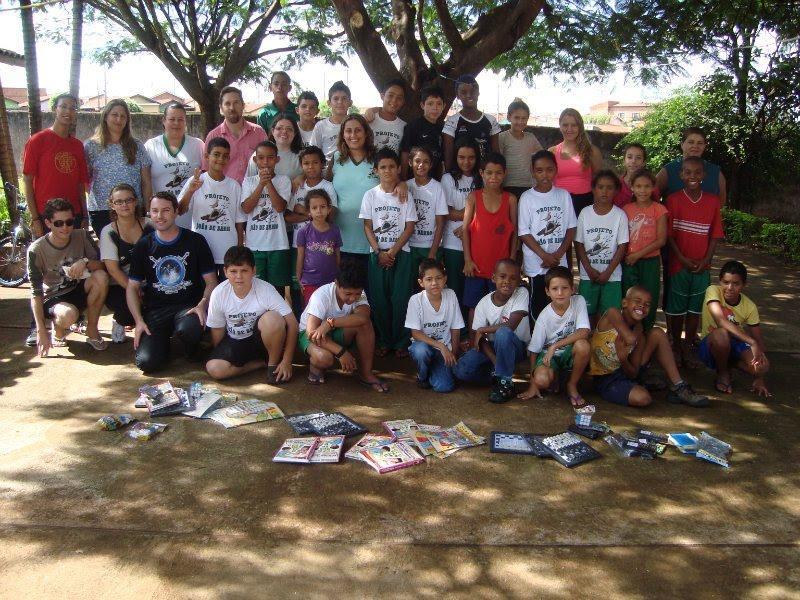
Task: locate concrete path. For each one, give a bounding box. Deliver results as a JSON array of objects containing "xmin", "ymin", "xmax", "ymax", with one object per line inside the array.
[{"xmin": 1, "ymin": 243, "xmax": 798, "ymax": 599}]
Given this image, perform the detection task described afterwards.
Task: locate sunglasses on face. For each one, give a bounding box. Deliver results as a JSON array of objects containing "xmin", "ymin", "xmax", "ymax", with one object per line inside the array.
[
  {"xmin": 111, "ymin": 197, "xmax": 137, "ymax": 206},
  {"xmin": 51, "ymin": 218, "xmax": 75, "ymax": 228}
]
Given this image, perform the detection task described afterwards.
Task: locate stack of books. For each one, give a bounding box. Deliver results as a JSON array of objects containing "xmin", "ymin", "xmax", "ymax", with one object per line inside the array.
[{"xmin": 273, "ymin": 435, "xmax": 346, "ymax": 464}]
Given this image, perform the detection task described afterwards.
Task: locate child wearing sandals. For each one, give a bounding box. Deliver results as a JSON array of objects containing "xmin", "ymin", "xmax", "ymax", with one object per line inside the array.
[
  {"xmin": 518, "ymin": 266, "xmax": 591, "ymax": 408},
  {"xmin": 298, "ymin": 260, "xmax": 389, "ymax": 392}
]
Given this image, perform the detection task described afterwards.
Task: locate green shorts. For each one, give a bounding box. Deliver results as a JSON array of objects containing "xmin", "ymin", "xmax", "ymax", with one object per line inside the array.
[
  {"xmin": 298, "ymin": 327, "xmax": 350, "ymax": 354},
  {"xmin": 534, "ymin": 344, "xmax": 574, "ymax": 372},
  {"xmin": 409, "ymin": 246, "xmax": 443, "ymax": 281},
  {"xmin": 622, "ymin": 256, "xmax": 661, "ymax": 330},
  {"xmin": 254, "ymin": 249, "xmax": 291, "ymax": 288},
  {"xmin": 578, "ymin": 280, "xmax": 622, "ymax": 316},
  {"xmin": 665, "ymin": 268, "xmax": 710, "ymax": 315},
  {"xmin": 290, "ymin": 247, "xmax": 301, "ymax": 291}
]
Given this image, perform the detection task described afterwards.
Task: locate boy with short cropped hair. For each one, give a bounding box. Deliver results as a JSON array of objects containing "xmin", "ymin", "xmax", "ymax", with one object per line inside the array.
[
  {"xmin": 664, "ymin": 156, "xmax": 724, "ymax": 366},
  {"xmin": 442, "ymin": 75, "xmax": 501, "ymax": 171},
  {"xmin": 360, "ymin": 147, "xmax": 418, "ymax": 356},
  {"xmin": 698, "ymin": 261, "xmax": 770, "ymax": 397},
  {"xmin": 206, "ymin": 245, "xmax": 298, "ymax": 383},
  {"xmin": 299, "ymin": 260, "xmax": 388, "ymax": 392},
  {"xmin": 518, "ymin": 266, "xmax": 591, "ymax": 407},
  {"xmin": 179, "ymin": 137, "xmax": 245, "ymax": 272},
  {"xmin": 257, "ymin": 71, "xmax": 297, "ymax": 133},
  {"xmin": 454, "ymin": 259, "xmax": 530, "ymax": 403},
  {"xmin": 368, "ymin": 79, "xmax": 407, "ymax": 154},
  {"xmin": 575, "ymin": 170, "xmax": 629, "ymax": 327},
  {"xmin": 399, "ymin": 85, "xmax": 446, "ymax": 179},
  {"xmin": 296, "ymin": 91, "xmax": 320, "ymax": 147},
  {"xmin": 405, "ymin": 259, "xmax": 464, "ymax": 392},
  {"xmin": 518, "ymin": 149, "xmax": 577, "ymax": 321},
  {"xmin": 240, "ymin": 140, "xmax": 292, "ymax": 293},
  {"xmin": 589, "ymin": 285, "xmax": 709, "ymax": 407},
  {"xmin": 310, "ymin": 81, "xmax": 353, "ymax": 162}
]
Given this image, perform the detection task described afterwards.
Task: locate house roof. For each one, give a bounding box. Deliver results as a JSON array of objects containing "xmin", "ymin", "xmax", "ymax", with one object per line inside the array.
[
  {"xmin": 3, "ymin": 87, "xmax": 47, "ymax": 105},
  {"xmin": 151, "ymin": 91, "xmax": 186, "ymax": 104},
  {"xmin": 0, "ymin": 48, "xmax": 24, "ymax": 67},
  {"xmin": 128, "ymin": 93, "xmax": 159, "ymax": 104}
]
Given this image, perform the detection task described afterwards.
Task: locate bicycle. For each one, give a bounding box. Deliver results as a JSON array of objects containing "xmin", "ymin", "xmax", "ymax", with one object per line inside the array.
[{"xmin": 0, "ymin": 182, "xmax": 32, "ymax": 287}]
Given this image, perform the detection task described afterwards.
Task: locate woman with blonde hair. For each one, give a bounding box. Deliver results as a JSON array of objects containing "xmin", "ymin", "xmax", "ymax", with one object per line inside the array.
[{"xmin": 84, "ymin": 99, "xmax": 152, "ymax": 235}]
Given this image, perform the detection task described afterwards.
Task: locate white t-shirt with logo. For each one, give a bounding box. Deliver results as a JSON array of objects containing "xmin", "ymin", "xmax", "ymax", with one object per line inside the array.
[
  {"xmin": 440, "ymin": 173, "xmax": 474, "ymax": 251},
  {"xmin": 370, "ymin": 114, "xmax": 406, "ymax": 153},
  {"xmin": 404, "ymin": 288, "xmax": 465, "ymax": 350},
  {"xmin": 518, "ymin": 186, "xmax": 578, "ymax": 277},
  {"xmin": 241, "ymin": 174, "xmax": 292, "ymax": 251},
  {"xmin": 179, "ymin": 173, "xmax": 245, "ymax": 264},
  {"xmin": 288, "ymin": 179, "xmax": 338, "ymax": 247},
  {"xmin": 359, "ymin": 186, "xmax": 418, "ymax": 253},
  {"xmin": 575, "ymin": 205, "xmax": 629, "ymax": 282},
  {"xmin": 528, "ymin": 295, "xmax": 590, "ymax": 355},
  {"xmin": 145, "ymin": 135, "xmax": 205, "ymax": 230},
  {"xmin": 472, "ymin": 286, "xmax": 531, "ymax": 343},
  {"xmin": 299, "ymin": 281, "xmax": 370, "ymax": 331},
  {"xmin": 408, "ymin": 178, "xmax": 449, "ymax": 249},
  {"xmin": 207, "ymin": 278, "xmax": 292, "ymax": 339},
  {"xmin": 309, "ymin": 118, "xmax": 342, "ymax": 162},
  {"xmin": 299, "ymin": 127, "xmax": 314, "ymax": 147},
  {"xmin": 244, "ymin": 149, "xmax": 302, "ymax": 181}
]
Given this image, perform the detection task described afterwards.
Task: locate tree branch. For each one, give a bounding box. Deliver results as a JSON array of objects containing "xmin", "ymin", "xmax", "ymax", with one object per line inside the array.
[
  {"xmin": 417, "ymin": 0, "xmax": 439, "ymax": 71},
  {"xmin": 391, "ymin": 0, "xmax": 427, "ymax": 84},
  {"xmin": 431, "ymin": 0, "xmax": 464, "ymax": 53}
]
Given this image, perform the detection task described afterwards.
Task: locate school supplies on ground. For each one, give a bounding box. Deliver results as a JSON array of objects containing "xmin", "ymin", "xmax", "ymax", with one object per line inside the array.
[
  {"xmin": 207, "ymin": 399, "xmax": 284, "ymax": 428},
  {"xmin": 181, "ymin": 391, "xmax": 223, "ymax": 418},
  {"xmin": 139, "ymin": 382, "xmax": 182, "ymax": 415},
  {"xmin": 359, "ymin": 441, "xmax": 425, "ymax": 473},
  {"xmin": 345, "ymin": 433, "xmax": 394, "ymax": 462},
  {"xmin": 540, "ymin": 432, "xmax": 601, "ymax": 468},
  {"xmin": 695, "ymin": 432, "xmax": 732, "ymax": 468},
  {"xmin": 490, "ymin": 432, "xmax": 539, "ymax": 455},
  {"xmin": 309, "ymin": 436, "xmax": 346, "ymax": 463},
  {"xmin": 273, "ymin": 437, "xmax": 320, "ymax": 463},
  {"xmin": 382, "ymin": 419, "xmax": 420, "ymax": 440},
  {"xmin": 96, "ymin": 414, "xmax": 135, "ymax": 431},
  {"xmin": 126, "ymin": 422, "xmax": 168, "ymax": 441},
  {"xmin": 667, "ymin": 432, "xmax": 699, "ymax": 454},
  {"xmin": 605, "ymin": 433, "xmax": 656, "ymax": 459},
  {"xmin": 284, "ymin": 412, "xmax": 329, "ymax": 435}
]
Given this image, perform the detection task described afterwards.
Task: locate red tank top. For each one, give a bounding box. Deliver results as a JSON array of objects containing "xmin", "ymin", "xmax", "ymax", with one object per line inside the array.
[{"xmin": 468, "ymin": 190, "xmax": 513, "ymax": 279}]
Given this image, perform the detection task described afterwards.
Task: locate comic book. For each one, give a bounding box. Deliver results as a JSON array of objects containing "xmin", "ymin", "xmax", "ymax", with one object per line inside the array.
[
  {"xmin": 360, "ymin": 441, "xmax": 425, "ymax": 474},
  {"xmin": 309, "ymin": 436, "xmax": 346, "ymax": 463},
  {"xmin": 382, "ymin": 419, "xmax": 420, "ymax": 441},
  {"xmin": 273, "ymin": 437, "xmax": 320, "ymax": 463},
  {"xmin": 451, "ymin": 422, "xmax": 485, "ymax": 446},
  {"xmin": 208, "ymin": 399, "xmax": 284, "ymax": 428},
  {"xmin": 411, "ymin": 430, "xmax": 441, "ymax": 457},
  {"xmin": 344, "ymin": 433, "xmax": 394, "ymax": 461}
]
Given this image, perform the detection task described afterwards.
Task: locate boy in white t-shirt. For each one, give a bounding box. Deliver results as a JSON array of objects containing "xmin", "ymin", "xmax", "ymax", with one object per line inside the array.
[
  {"xmin": 178, "ymin": 137, "xmax": 245, "ymax": 272},
  {"xmin": 309, "ymin": 81, "xmax": 352, "ymax": 162},
  {"xmin": 518, "ymin": 149, "xmax": 577, "ymax": 320},
  {"xmin": 206, "ymin": 246, "xmax": 298, "ymax": 383},
  {"xmin": 240, "ymin": 141, "xmax": 292, "ymax": 293},
  {"xmin": 454, "ymin": 259, "xmax": 530, "ymax": 403},
  {"xmin": 296, "ymin": 91, "xmax": 320, "ymax": 147},
  {"xmin": 405, "ymin": 259, "xmax": 465, "ymax": 392},
  {"xmin": 575, "ymin": 170, "xmax": 629, "ymax": 327},
  {"xmin": 299, "ymin": 261, "xmax": 388, "ymax": 392},
  {"xmin": 365, "ymin": 79, "xmax": 407, "ymax": 153},
  {"xmin": 519, "ymin": 266, "xmax": 592, "ymax": 408}
]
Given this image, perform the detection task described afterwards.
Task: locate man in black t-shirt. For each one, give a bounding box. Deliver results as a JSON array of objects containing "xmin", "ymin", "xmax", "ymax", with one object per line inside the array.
[{"xmin": 127, "ymin": 191, "xmax": 218, "ymax": 372}]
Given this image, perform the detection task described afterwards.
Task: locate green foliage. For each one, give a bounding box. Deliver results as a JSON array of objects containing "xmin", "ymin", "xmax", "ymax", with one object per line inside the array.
[
  {"xmin": 722, "ymin": 209, "xmax": 767, "ymax": 244},
  {"xmin": 125, "ymin": 99, "xmax": 142, "ymax": 113},
  {"xmin": 584, "ymin": 113, "xmax": 610, "ymax": 125},
  {"xmin": 722, "ymin": 209, "xmax": 800, "ymax": 263}
]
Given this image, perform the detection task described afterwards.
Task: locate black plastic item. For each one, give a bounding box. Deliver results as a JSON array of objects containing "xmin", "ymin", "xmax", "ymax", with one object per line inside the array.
[
  {"xmin": 568, "ymin": 424, "xmax": 604, "ymax": 440},
  {"xmin": 541, "ymin": 432, "xmax": 602, "ymax": 468}
]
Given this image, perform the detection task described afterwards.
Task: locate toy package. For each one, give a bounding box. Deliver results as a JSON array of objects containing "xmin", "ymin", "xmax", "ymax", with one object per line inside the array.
[
  {"xmin": 126, "ymin": 422, "xmax": 168, "ymax": 441},
  {"xmin": 96, "ymin": 414, "xmax": 135, "ymax": 431}
]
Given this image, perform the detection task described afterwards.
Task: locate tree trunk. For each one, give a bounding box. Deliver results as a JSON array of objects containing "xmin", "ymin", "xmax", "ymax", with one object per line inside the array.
[
  {"xmin": 19, "ymin": 0, "xmax": 42, "ymax": 135},
  {"xmin": 196, "ymin": 91, "xmax": 221, "ymax": 138},
  {"xmin": 0, "ymin": 76, "xmax": 20, "ymax": 223},
  {"xmin": 69, "ymin": 0, "xmax": 84, "ymax": 99}
]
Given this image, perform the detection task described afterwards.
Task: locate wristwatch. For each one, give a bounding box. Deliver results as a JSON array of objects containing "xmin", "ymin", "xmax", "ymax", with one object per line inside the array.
[{"xmin": 335, "ymin": 347, "xmax": 347, "ymax": 358}]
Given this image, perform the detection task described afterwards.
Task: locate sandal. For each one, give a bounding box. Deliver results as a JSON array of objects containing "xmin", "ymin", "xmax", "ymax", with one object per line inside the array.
[
  {"xmin": 86, "ymin": 336, "xmax": 108, "ymax": 351},
  {"xmin": 51, "ymin": 332, "xmax": 68, "ymax": 347},
  {"xmin": 359, "ymin": 377, "xmax": 390, "ymax": 393},
  {"xmin": 715, "ymin": 379, "xmax": 733, "ymax": 394},
  {"xmin": 568, "ymin": 394, "xmax": 587, "ymax": 409},
  {"xmin": 394, "ymin": 348, "xmax": 409, "ymax": 359},
  {"xmin": 375, "ymin": 347, "xmax": 390, "ymax": 358},
  {"xmin": 307, "ymin": 368, "xmax": 326, "ymax": 385}
]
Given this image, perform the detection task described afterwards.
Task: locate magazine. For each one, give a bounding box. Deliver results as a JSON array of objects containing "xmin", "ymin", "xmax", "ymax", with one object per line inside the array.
[
  {"xmin": 382, "ymin": 419, "xmax": 420, "ymax": 440},
  {"xmin": 181, "ymin": 391, "xmax": 223, "ymax": 419},
  {"xmin": 310, "ymin": 436, "xmax": 346, "ymax": 463},
  {"xmin": 345, "ymin": 433, "xmax": 393, "ymax": 461},
  {"xmin": 411, "ymin": 430, "xmax": 441, "ymax": 457},
  {"xmin": 273, "ymin": 437, "xmax": 320, "ymax": 463},
  {"xmin": 451, "ymin": 422, "xmax": 485, "ymax": 446},
  {"xmin": 360, "ymin": 441, "xmax": 425, "ymax": 474},
  {"xmin": 208, "ymin": 399, "xmax": 284, "ymax": 428},
  {"xmin": 284, "ymin": 411, "xmax": 328, "ymax": 435}
]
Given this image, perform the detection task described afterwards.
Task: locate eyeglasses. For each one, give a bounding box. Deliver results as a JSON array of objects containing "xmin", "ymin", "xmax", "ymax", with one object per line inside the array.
[
  {"xmin": 51, "ymin": 218, "xmax": 75, "ymax": 228},
  {"xmin": 111, "ymin": 197, "xmax": 137, "ymax": 206}
]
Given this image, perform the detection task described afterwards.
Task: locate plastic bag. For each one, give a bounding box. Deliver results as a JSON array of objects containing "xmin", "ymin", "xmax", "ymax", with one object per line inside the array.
[{"xmin": 96, "ymin": 414, "xmax": 135, "ymax": 431}]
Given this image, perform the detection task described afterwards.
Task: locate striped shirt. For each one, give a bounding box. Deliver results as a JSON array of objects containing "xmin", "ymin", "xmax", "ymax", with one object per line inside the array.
[{"xmin": 665, "ymin": 190, "xmax": 724, "ymax": 275}]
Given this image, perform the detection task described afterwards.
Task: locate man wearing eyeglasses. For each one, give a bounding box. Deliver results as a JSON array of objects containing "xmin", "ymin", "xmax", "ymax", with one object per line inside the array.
[{"xmin": 27, "ymin": 198, "xmax": 110, "ymax": 357}]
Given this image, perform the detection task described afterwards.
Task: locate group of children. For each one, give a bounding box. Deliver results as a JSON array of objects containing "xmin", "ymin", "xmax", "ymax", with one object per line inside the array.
[{"xmin": 175, "ymin": 71, "xmax": 771, "ymax": 404}]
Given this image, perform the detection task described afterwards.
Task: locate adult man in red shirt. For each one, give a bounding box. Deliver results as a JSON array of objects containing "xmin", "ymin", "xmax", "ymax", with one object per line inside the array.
[
  {"xmin": 22, "ymin": 93, "xmax": 89, "ymax": 239},
  {"xmin": 202, "ymin": 86, "xmax": 267, "ymax": 183}
]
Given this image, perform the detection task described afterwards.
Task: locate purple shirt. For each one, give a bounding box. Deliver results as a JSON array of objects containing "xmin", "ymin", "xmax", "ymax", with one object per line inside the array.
[
  {"xmin": 296, "ymin": 223, "xmax": 342, "ymax": 286},
  {"xmin": 203, "ymin": 119, "xmax": 267, "ymax": 183}
]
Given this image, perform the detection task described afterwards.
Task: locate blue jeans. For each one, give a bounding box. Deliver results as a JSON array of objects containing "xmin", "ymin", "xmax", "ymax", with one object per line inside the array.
[
  {"xmin": 454, "ymin": 326, "xmax": 527, "ymax": 382},
  {"xmin": 409, "ymin": 340, "xmax": 455, "ymax": 393}
]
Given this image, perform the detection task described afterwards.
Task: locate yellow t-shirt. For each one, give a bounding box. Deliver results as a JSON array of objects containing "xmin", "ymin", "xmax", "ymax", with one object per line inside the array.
[
  {"xmin": 589, "ymin": 327, "xmax": 623, "ymax": 376},
  {"xmin": 700, "ymin": 285, "xmax": 760, "ymax": 338}
]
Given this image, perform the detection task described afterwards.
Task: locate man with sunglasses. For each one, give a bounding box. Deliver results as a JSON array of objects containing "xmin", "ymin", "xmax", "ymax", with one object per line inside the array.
[{"xmin": 27, "ymin": 198, "xmax": 110, "ymax": 357}]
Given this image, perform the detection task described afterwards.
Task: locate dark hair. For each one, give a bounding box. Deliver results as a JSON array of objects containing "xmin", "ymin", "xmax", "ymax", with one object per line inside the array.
[
  {"xmin": 544, "ymin": 266, "xmax": 573, "ymax": 288},
  {"xmin": 454, "ymin": 74, "xmax": 479, "ymax": 92},
  {"xmin": 43, "ymin": 198, "xmax": 74, "ymax": 222},
  {"xmin": 507, "ymin": 98, "xmax": 530, "ymax": 116},
  {"xmin": 373, "ymin": 147, "xmax": 401, "ymax": 168},
  {"xmin": 52, "ymin": 93, "xmax": 79, "ymax": 110},
  {"xmin": 449, "ymin": 136, "xmax": 483, "ymax": 186},
  {"xmin": 270, "ymin": 71, "xmax": 291, "ymax": 85},
  {"xmin": 269, "ymin": 113, "xmax": 303, "ymax": 153},
  {"xmin": 299, "ymin": 145, "xmax": 326, "ymax": 166},
  {"xmin": 418, "ymin": 258, "xmax": 446, "ymax": 279},
  {"xmin": 150, "ymin": 191, "xmax": 178, "ymax": 210},
  {"xmin": 680, "ymin": 127, "xmax": 706, "ymax": 143},
  {"xmin": 381, "ymin": 78, "xmax": 406, "ymax": 95},
  {"xmin": 163, "ymin": 101, "xmax": 187, "ymax": 116},
  {"xmin": 328, "ymin": 80, "xmax": 351, "ymax": 101},
  {"xmin": 719, "ymin": 260, "xmax": 747, "ymax": 283},
  {"xmin": 207, "ymin": 137, "xmax": 231, "ymax": 154},
  {"xmin": 681, "ymin": 156, "xmax": 705, "ymax": 170},
  {"xmin": 336, "ymin": 258, "xmax": 367, "ymax": 289},
  {"xmin": 482, "ymin": 151, "xmax": 506, "ymax": 170},
  {"xmin": 108, "ymin": 183, "xmax": 143, "ymax": 222},
  {"xmin": 304, "ymin": 188, "xmax": 333, "ymax": 210},
  {"xmin": 255, "ymin": 140, "xmax": 279, "ymax": 155},
  {"xmin": 408, "ymin": 145, "xmax": 433, "ymax": 163},
  {"xmin": 531, "ymin": 149, "xmax": 557, "ymax": 168},
  {"xmin": 494, "ymin": 258, "xmax": 520, "ymax": 273},
  {"xmin": 420, "ymin": 86, "xmax": 444, "ymax": 102},
  {"xmin": 297, "ymin": 90, "xmax": 319, "ymax": 106},
  {"xmin": 224, "ymin": 245, "xmax": 255, "ymax": 268},
  {"xmin": 592, "ymin": 169, "xmax": 620, "ymax": 190},
  {"xmin": 336, "ymin": 114, "xmax": 375, "ymax": 165},
  {"xmin": 219, "ymin": 86, "xmax": 243, "ymax": 104},
  {"xmin": 630, "ymin": 168, "xmax": 656, "ymax": 187},
  {"xmin": 623, "ymin": 142, "xmax": 647, "ymax": 162}
]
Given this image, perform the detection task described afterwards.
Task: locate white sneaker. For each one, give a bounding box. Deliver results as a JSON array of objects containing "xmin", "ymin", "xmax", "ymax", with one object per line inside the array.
[{"xmin": 111, "ymin": 320, "xmax": 126, "ymax": 344}]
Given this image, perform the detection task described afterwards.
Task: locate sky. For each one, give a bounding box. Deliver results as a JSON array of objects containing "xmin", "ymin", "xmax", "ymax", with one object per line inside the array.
[{"xmin": 0, "ymin": 3, "xmax": 713, "ymax": 115}]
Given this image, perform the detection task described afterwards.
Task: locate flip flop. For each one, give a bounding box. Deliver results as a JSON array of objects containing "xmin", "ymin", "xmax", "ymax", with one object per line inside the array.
[
  {"xmin": 307, "ymin": 369, "xmax": 325, "ymax": 385},
  {"xmin": 715, "ymin": 379, "xmax": 733, "ymax": 394},
  {"xmin": 86, "ymin": 336, "xmax": 108, "ymax": 351},
  {"xmin": 568, "ymin": 394, "xmax": 587, "ymax": 408},
  {"xmin": 359, "ymin": 377, "xmax": 390, "ymax": 393}
]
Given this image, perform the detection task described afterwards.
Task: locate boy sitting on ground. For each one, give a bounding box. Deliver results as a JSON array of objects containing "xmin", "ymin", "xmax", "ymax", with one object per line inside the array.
[
  {"xmin": 205, "ymin": 246, "xmax": 298, "ymax": 383},
  {"xmin": 589, "ymin": 285, "xmax": 709, "ymax": 407},
  {"xmin": 299, "ymin": 260, "xmax": 389, "ymax": 392},
  {"xmin": 518, "ymin": 266, "xmax": 591, "ymax": 407},
  {"xmin": 698, "ymin": 260, "xmax": 770, "ymax": 397},
  {"xmin": 454, "ymin": 259, "xmax": 530, "ymax": 403}
]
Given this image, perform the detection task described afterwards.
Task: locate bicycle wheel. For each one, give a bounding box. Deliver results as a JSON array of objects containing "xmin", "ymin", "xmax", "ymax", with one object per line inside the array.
[{"xmin": 0, "ymin": 234, "xmax": 29, "ymax": 287}]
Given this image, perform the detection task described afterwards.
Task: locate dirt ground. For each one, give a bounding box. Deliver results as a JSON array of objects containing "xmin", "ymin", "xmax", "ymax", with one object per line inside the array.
[{"xmin": 0, "ymin": 243, "xmax": 798, "ymax": 599}]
